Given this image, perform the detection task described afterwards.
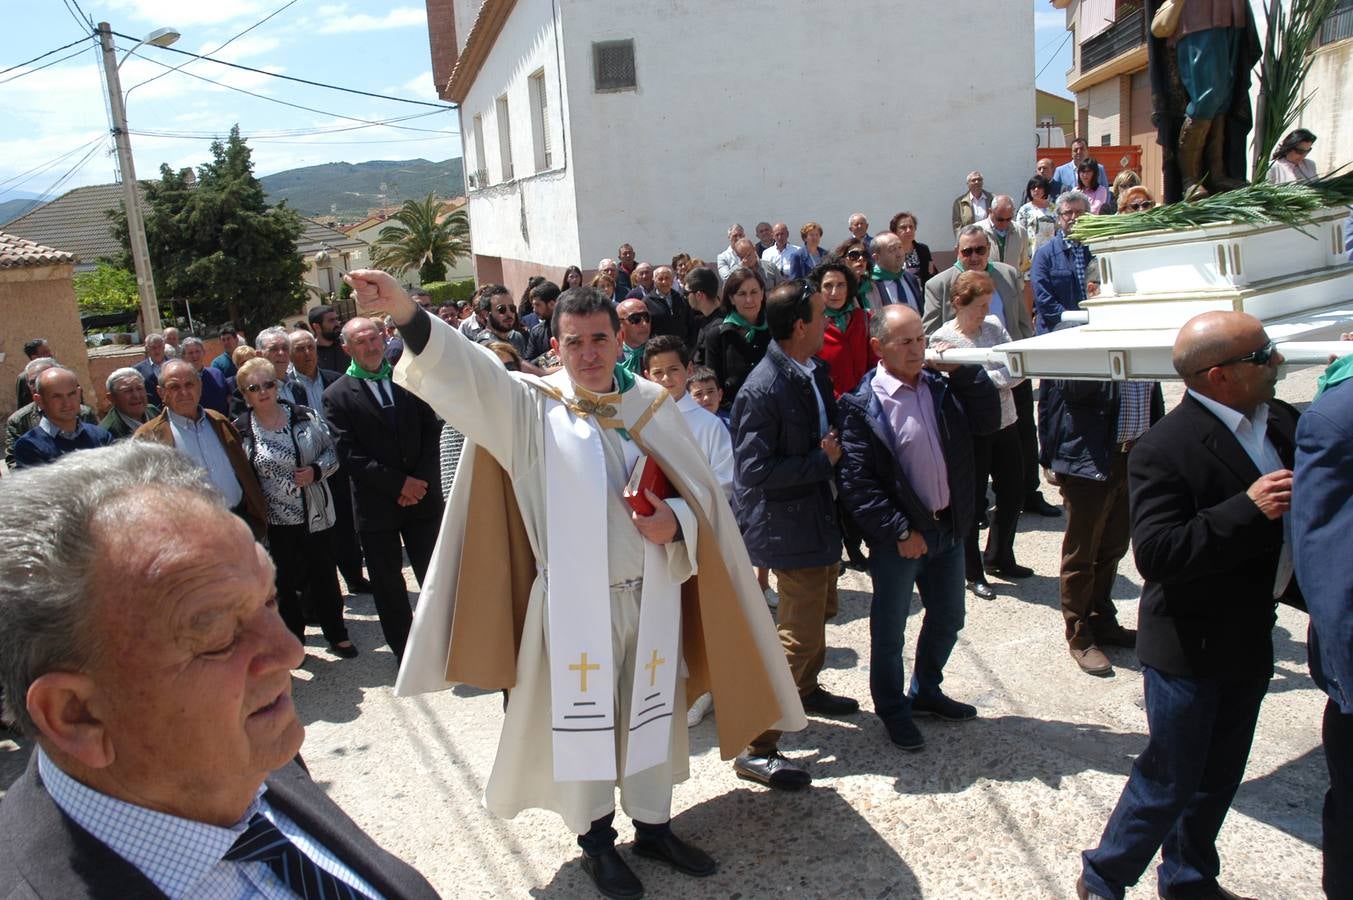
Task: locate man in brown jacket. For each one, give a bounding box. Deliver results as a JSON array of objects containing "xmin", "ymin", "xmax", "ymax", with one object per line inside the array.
[{"xmin": 134, "ymin": 359, "xmax": 266, "ymax": 538}]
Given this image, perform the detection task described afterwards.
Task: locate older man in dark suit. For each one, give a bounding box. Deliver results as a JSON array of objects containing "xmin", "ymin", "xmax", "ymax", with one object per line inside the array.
[
  {"xmin": 1078, "ymin": 311, "xmax": 1299, "ymax": 900},
  {"xmin": 324, "ymin": 316, "xmax": 444, "ymax": 661},
  {"xmin": 0, "ymin": 441, "xmax": 438, "ymax": 899}
]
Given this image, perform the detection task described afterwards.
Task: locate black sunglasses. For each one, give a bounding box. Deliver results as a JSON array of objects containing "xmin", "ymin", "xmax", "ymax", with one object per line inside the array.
[
  {"xmin": 623, "ymin": 312, "xmax": 651, "ymax": 325},
  {"xmin": 1126, "ymin": 200, "xmax": 1155, "ymax": 211},
  {"xmin": 845, "ymin": 249, "xmax": 867, "ymax": 260},
  {"xmin": 245, "ymin": 379, "xmax": 278, "ymax": 394},
  {"xmin": 959, "ymin": 246, "xmax": 989, "ymax": 256},
  {"xmin": 494, "ymin": 304, "xmax": 514, "ymax": 314},
  {"xmin": 1192, "ymin": 340, "xmax": 1276, "ymax": 375}
]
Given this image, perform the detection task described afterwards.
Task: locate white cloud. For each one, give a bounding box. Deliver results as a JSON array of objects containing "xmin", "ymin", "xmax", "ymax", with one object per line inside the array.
[
  {"xmin": 1035, "ymin": 10, "xmax": 1066, "ymax": 30},
  {"xmin": 203, "ymin": 34, "xmax": 283, "ymax": 63},
  {"xmin": 100, "ymin": 0, "xmax": 269, "ymax": 27},
  {"xmin": 315, "ymin": 6, "xmax": 427, "ymax": 34}
]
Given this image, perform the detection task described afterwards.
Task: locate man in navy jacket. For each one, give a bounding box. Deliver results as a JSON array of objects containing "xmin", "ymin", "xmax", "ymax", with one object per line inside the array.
[
  {"xmin": 1031, "ymin": 191, "xmax": 1094, "ymax": 334},
  {"xmin": 1293, "ymin": 362, "xmax": 1353, "ymax": 899},
  {"xmin": 837, "ymin": 305, "xmax": 999, "ymax": 752},
  {"xmin": 730, "ymin": 278, "xmax": 856, "ymax": 791}
]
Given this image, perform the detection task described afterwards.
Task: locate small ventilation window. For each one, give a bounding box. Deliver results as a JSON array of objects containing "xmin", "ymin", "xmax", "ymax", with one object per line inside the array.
[{"xmin": 593, "ymin": 39, "xmax": 636, "ymax": 92}]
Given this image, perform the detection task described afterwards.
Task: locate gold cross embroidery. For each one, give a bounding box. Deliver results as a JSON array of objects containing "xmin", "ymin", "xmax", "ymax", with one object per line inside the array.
[
  {"xmin": 569, "ymin": 652, "xmax": 601, "ymax": 692},
  {"xmin": 644, "ymin": 649, "xmax": 667, "ymax": 687},
  {"xmin": 566, "ymin": 393, "xmax": 619, "ymax": 420}
]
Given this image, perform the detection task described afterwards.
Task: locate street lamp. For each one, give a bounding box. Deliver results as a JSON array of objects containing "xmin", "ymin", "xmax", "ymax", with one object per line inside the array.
[{"xmin": 96, "ymin": 22, "xmax": 180, "ymax": 335}]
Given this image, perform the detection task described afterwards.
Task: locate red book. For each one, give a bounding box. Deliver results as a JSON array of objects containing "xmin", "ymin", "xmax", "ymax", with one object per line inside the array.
[{"xmin": 624, "ymin": 455, "xmax": 672, "ymax": 516}]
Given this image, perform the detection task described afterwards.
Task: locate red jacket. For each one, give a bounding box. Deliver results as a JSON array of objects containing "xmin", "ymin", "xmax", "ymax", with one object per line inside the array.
[{"xmin": 820, "ymin": 307, "xmax": 876, "ymax": 399}]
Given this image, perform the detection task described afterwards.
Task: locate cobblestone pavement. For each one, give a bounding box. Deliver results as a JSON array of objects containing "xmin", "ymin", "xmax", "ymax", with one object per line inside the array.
[{"xmin": 1, "ymin": 367, "xmax": 1329, "ymax": 898}]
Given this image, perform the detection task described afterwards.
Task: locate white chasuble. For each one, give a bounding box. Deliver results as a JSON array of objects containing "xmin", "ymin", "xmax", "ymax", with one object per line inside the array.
[{"xmin": 544, "ymin": 399, "xmax": 681, "ymax": 782}]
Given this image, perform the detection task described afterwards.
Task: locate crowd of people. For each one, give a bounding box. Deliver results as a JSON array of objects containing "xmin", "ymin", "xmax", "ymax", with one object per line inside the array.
[{"xmin": 1, "ymin": 137, "xmax": 1350, "ymax": 900}]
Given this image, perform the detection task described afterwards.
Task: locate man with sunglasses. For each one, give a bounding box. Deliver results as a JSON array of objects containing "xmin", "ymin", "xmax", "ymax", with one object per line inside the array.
[
  {"xmin": 474, "ymin": 284, "xmax": 529, "ymax": 358},
  {"xmin": 616, "ymin": 298, "xmax": 653, "ymax": 376},
  {"xmin": 1079, "ymin": 311, "xmax": 1298, "ymax": 900},
  {"xmin": 975, "ymin": 196, "xmax": 1029, "ymax": 274}
]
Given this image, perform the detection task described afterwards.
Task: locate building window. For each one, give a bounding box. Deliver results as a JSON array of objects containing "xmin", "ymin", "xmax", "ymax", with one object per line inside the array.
[
  {"xmin": 1319, "ymin": 0, "xmax": 1353, "ymax": 46},
  {"xmin": 471, "ymin": 114, "xmax": 488, "ymax": 188},
  {"xmin": 496, "ymin": 94, "xmax": 513, "ymax": 182},
  {"xmin": 593, "ymin": 39, "xmax": 636, "ymax": 92},
  {"xmin": 528, "ymin": 69, "xmax": 551, "ymax": 172}
]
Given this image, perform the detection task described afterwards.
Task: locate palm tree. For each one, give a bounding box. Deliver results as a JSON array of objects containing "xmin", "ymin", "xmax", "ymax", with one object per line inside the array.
[{"xmin": 370, "ymin": 194, "xmax": 470, "ymax": 283}]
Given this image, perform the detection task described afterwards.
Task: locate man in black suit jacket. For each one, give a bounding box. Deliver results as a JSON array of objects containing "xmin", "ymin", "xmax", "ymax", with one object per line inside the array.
[
  {"xmin": 0, "ymin": 441, "xmax": 437, "ymax": 899},
  {"xmin": 1079, "ymin": 311, "xmax": 1298, "ymax": 900},
  {"xmin": 324, "ymin": 316, "xmax": 444, "ymax": 661}
]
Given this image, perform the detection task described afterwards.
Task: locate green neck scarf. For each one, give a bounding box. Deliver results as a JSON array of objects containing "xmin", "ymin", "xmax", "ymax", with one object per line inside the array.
[
  {"xmin": 952, "ymin": 259, "xmax": 995, "ymax": 274},
  {"xmin": 1316, "ymin": 354, "xmax": 1353, "ymax": 398},
  {"xmin": 346, "ymin": 359, "xmax": 393, "ymax": 381},
  {"xmin": 872, "ymin": 263, "xmax": 904, "ymax": 282},
  {"xmin": 825, "ymin": 300, "xmax": 854, "ymax": 332},
  {"xmin": 724, "ymin": 310, "xmax": 768, "ymax": 342},
  {"xmin": 612, "ymin": 361, "xmax": 638, "ymax": 392}
]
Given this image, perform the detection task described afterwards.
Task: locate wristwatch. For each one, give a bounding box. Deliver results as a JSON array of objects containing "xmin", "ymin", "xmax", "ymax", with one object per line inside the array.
[{"xmin": 899, "ymin": 528, "xmax": 911, "ymax": 543}]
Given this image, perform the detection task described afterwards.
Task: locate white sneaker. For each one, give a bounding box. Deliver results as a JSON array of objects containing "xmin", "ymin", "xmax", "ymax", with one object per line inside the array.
[
  {"xmin": 763, "ymin": 587, "xmax": 779, "ymax": 608},
  {"xmin": 686, "ymin": 692, "xmax": 713, "ymax": 727}
]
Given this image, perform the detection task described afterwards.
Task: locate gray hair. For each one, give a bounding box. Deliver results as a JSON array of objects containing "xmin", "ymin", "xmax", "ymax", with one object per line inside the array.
[
  {"xmin": 144, "ymin": 332, "xmax": 165, "ymax": 347},
  {"xmin": 23, "ymin": 357, "xmax": 58, "ymax": 388},
  {"xmin": 288, "ymin": 328, "xmax": 316, "ymax": 347},
  {"xmin": 0, "ymin": 442, "xmax": 223, "ymax": 735},
  {"xmin": 1056, "ymin": 190, "xmax": 1091, "ymax": 215},
  {"xmin": 991, "ymin": 194, "xmax": 1015, "ymax": 211},
  {"xmin": 105, "ymin": 367, "xmax": 145, "ymax": 393},
  {"xmin": 957, "ymin": 224, "xmax": 990, "ymax": 243},
  {"xmin": 180, "ymin": 336, "xmax": 205, "ymax": 353},
  {"xmin": 255, "ymin": 326, "xmax": 290, "ymax": 351}
]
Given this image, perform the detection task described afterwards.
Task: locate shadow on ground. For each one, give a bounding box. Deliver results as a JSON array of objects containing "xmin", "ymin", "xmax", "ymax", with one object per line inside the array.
[{"xmin": 529, "ymin": 786, "xmax": 921, "ymax": 899}]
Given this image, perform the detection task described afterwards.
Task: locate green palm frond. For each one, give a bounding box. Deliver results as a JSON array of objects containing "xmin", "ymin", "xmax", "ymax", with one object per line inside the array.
[
  {"xmin": 370, "ymin": 193, "xmax": 471, "ymax": 281},
  {"xmin": 1070, "ymin": 173, "xmax": 1353, "ymax": 243}
]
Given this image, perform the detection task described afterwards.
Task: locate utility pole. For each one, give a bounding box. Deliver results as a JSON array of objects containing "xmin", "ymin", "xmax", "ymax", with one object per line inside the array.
[{"xmin": 97, "ymin": 22, "xmax": 162, "ymax": 334}]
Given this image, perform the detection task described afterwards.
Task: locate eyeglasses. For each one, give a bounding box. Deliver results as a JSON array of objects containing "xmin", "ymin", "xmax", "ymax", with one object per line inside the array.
[
  {"xmin": 959, "ymin": 246, "xmax": 989, "ymax": 256},
  {"xmin": 245, "ymin": 380, "xmax": 278, "ymax": 394},
  {"xmin": 992, "ymin": 215, "xmax": 1013, "ymax": 223},
  {"xmin": 1192, "ymin": 340, "xmax": 1276, "ymax": 375},
  {"xmin": 623, "ymin": 312, "xmax": 651, "ymax": 325},
  {"xmin": 1125, "ymin": 200, "xmax": 1155, "ymax": 211},
  {"xmin": 845, "ymin": 249, "xmax": 868, "ymax": 260},
  {"xmin": 494, "ymin": 305, "xmax": 513, "ymax": 314},
  {"xmin": 1293, "ymin": 145, "xmax": 1313, "ymax": 155}
]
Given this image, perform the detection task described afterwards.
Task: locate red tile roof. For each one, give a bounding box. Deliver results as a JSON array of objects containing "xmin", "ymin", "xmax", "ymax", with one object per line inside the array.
[{"xmin": 0, "ymin": 231, "xmax": 75, "ymax": 270}]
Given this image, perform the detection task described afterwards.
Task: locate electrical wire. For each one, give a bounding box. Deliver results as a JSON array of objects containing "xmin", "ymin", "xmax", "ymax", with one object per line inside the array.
[
  {"xmin": 30, "ymin": 140, "xmax": 107, "ymax": 205},
  {"xmin": 124, "ymin": 0, "xmax": 301, "ymax": 98},
  {"xmin": 0, "ymin": 36, "xmax": 92, "ymax": 78},
  {"xmin": 1035, "ymin": 29, "xmax": 1073, "ymax": 82},
  {"xmin": 0, "ymin": 44, "xmax": 93, "ymax": 85},
  {"xmin": 0, "ymin": 136, "xmax": 104, "ymax": 194},
  {"xmin": 111, "ymin": 30, "xmax": 456, "ymax": 109},
  {"xmin": 126, "ymin": 50, "xmax": 458, "ymax": 135},
  {"xmin": 60, "ymin": 0, "xmax": 93, "ymax": 35},
  {"xmin": 130, "ymin": 106, "xmax": 450, "ymax": 139}
]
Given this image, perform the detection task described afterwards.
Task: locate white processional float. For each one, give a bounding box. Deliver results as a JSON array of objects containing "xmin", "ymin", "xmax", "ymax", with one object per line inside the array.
[{"xmin": 931, "ymin": 208, "xmax": 1353, "ymax": 380}]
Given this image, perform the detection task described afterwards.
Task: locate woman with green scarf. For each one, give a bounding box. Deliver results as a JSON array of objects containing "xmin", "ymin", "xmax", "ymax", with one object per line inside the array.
[{"xmin": 692, "ymin": 267, "xmax": 771, "ymax": 414}]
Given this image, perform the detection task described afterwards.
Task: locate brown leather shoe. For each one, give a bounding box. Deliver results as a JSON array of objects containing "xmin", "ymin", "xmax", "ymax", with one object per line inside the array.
[{"xmin": 1070, "ymin": 644, "xmax": 1113, "ymax": 677}]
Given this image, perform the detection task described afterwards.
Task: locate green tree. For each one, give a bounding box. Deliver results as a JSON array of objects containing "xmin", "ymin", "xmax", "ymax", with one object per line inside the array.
[
  {"xmin": 73, "ymin": 262, "xmax": 139, "ymax": 313},
  {"xmin": 111, "ymin": 125, "xmax": 308, "ymax": 335},
  {"xmin": 370, "ymin": 194, "xmax": 470, "ymax": 283}
]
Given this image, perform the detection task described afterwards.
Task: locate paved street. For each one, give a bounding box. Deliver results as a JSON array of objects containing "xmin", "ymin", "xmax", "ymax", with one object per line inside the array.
[{"xmin": 1, "ymin": 367, "xmax": 1329, "ymax": 898}]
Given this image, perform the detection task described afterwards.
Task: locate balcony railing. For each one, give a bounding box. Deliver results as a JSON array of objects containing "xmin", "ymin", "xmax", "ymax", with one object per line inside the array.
[
  {"xmin": 1319, "ymin": 1, "xmax": 1353, "ymax": 46},
  {"xmin": 1081, "ymin": 6, "xmax": 1146, "ymax": 71}
]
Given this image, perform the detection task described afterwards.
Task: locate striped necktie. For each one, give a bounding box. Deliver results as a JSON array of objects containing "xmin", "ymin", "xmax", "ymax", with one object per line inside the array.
[{"xmin": 225, "ymin": 812, "xmax": 370, "ymax": 900}]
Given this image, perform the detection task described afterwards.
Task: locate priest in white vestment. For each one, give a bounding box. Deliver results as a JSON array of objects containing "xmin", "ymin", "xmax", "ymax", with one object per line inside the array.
[{"xmin": 345, "ymin": 272, "xmax": 805, "ymax": 899}]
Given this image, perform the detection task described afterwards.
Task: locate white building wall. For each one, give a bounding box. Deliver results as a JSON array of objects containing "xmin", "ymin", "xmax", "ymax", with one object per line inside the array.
[
  {"xmin": 1083, "ymin": 78, "xmax": 1122, "ymax": 148},
  {"xmin": 457, "ymin": 0, "xmax": 582, "ymax": 268},
  {"xmin": 453, "ymin": 0, "xmax": 484, "ymax": 56},
  {"xmin": 556, "ymin": 0, "xmax": 1033, "ymax": 264},
  {"xmin": 1298, "ymin": 40, "xmax": 1351, "ymax": 180}
]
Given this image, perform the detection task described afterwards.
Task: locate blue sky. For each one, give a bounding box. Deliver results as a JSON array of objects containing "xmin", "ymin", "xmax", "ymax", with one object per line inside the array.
[{"xmin": 1, "ymin": 1, "xmax": 1074, "ymax": 203}]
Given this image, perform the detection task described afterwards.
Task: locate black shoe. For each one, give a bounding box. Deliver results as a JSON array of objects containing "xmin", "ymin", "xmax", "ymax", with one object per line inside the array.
[
  {"xmin": 345, "ymin": 577, "xmax": 372, "ymax": 594},
  {"xmin": 1096, "ymin": 624, "xmax": 1137, "ymax": 648},
  {"xmin": 801, "ymin": 686, "xmax": 860, "ymax": 716},
  {"xmin": 1157, "ymin": 885, "xmax": 1256, "ymax": 900},
  {"xmin": 632, "ymin": 832, "xmax": 717, "ymax": 877},
  {"xmin": 967, "ymin": 580, "xmax": 997, "ymax": 600},
  {"xmin": 984, "ymin": 561, "xmax": 1034, "ymax": 579},
  {"xmin": 883, "ymin": 716, "xmax": 926, "ymax": 751},
  {"xmin": 910, "ymin": 692, "xmax": 978, "ymax": 721},
  {"xmin": 580, "ymin": 847, "xmax": 644, "ymax": 900},
  {"xmin": 328, "ymin": 641, "xmax": 359, "ymax": 659},
  {"xmin": 733, "ymin": 751, "xmax": 811, "ymax": 790},
  {"xmin": 1025, "ymin": 494, "xmax": 1062, "ymax": 517}
]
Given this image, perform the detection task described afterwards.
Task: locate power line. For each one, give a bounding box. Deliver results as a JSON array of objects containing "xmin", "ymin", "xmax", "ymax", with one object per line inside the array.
[
  {"xmin": 1035, "ymin": 30, "xmax": 1073, "ymax": 82},
  {"xmin": 0, "ymin": 44, "xmax": 93, "ymax": 85},
  {"xmin": 31, "ymin": 140, "xmax": 106, "ymax": 206},
  {"xmin": 127, "ymin": 50, "xmax": 458, "ymax": 135},
  {"xmin": 60, "ymin": 0, "xmax": 92, "ymax": 35},
  {"xmin": 124, "ymin": 0, "xmax": 301, "ymax": 98},
  {"xmin": 0, "ymin": 36, "xmax": 92, "ymax": 78},
  {"xmin": 0, "ymin": 136, "xmax": 104, "ymax": 194},
  {"xmin": 112, "ymin": 30, "xmax": 456, "ymax": 109}
]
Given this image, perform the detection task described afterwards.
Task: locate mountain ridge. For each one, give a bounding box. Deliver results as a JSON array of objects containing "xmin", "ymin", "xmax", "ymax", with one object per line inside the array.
[{"xmin": 259, "ymin": 157, "xmax": 465, "ymax": 220}]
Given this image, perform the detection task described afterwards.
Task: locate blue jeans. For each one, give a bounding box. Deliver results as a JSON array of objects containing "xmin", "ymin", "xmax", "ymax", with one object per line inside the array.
[
  {"xmin": 1081, "ymin": 667, "xmax": 1268, "ymax": 899},
  {"xmin": 867, "ymin": 526, "xmax": 966, "ymax": 724}
]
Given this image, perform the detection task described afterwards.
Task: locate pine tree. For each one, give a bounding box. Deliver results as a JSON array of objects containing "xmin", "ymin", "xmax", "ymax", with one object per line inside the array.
[{"xmin": 111, "ymin": 126, "xmax": 308, "ymax": 336}]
